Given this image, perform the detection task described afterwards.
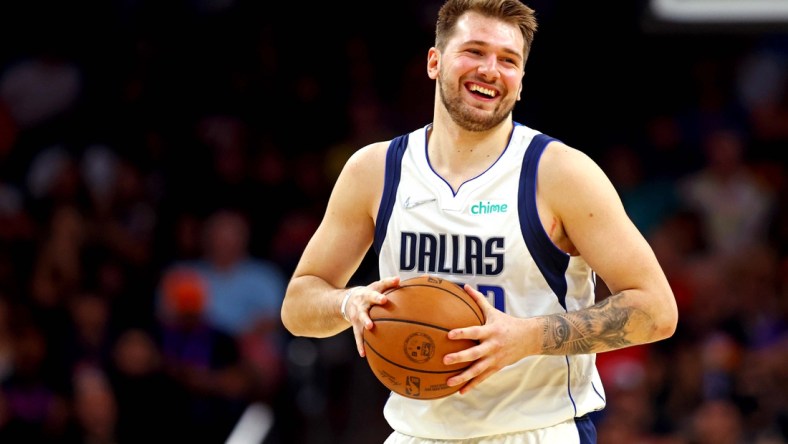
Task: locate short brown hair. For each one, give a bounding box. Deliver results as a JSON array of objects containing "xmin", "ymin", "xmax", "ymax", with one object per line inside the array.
[{"xmin": 435, "ymin": 0, "xmax": 538, "ymax": 61}]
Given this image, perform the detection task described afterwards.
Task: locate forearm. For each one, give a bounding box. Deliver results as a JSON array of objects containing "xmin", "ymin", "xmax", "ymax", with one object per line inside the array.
[
  {"xmin": 537, "ymin": 291, "xmax": 673, "ymax": 355},
  {"xmin": 280, "ymin": 275, "xmax": 349, "ymax": 338}
]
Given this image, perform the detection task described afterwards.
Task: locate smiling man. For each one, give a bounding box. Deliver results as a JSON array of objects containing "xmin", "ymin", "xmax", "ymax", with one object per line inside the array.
[{"xmin": 280, "ymin": 1, "xmax": 678, "ymax": 443}]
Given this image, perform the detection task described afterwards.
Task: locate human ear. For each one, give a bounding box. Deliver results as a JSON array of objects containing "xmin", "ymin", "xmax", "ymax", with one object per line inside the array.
[
  {"xmin": 516, "ymin": 74, "xmax": 524, "ymax": 100},
  {"xmin": 427, "ymin": 47, "xmax": 440, "ymax": 80}
]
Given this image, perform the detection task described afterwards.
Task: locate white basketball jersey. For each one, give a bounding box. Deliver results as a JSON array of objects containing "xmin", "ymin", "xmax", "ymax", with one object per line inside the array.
[{"xmin": 374, "ymin": 123, "xmax": 606, "ymax": 439}]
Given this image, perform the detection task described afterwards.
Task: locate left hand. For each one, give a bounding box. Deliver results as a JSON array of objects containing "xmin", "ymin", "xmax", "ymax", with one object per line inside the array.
[{"xmin": 442, "ymin": 284, "xmax": 535, "ymax": 394}]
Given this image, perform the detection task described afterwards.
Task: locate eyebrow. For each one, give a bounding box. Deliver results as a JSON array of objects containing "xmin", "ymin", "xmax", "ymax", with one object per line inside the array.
[{"xmin": 462, "ymin": 39, "xmax": 523, "ymax": 62}]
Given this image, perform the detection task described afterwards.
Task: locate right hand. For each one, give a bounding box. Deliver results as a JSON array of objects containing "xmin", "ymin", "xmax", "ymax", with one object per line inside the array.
[{"xmin": 345, "ymin": 276, "xmax": 400, "ymax": 357}]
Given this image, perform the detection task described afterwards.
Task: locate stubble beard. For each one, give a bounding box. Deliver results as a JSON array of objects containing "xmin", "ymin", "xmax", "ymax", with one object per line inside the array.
[{"xmin": 437, "ymin": 75, "xmax": 516, "ymax": 132}]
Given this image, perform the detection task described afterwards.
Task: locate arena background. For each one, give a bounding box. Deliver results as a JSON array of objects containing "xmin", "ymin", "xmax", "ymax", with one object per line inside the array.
[{"xmin": 0, "ymin": 0, "xmax": 785, "ymax": 443}]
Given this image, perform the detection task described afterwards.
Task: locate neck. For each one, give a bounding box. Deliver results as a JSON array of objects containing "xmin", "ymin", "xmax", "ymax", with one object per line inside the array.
[{"xmin": 427, "ymin": 114, "xmax": 514, "ymax": 191}]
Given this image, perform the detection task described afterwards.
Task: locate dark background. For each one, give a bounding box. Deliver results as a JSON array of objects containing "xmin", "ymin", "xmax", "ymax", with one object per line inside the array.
[{"xmin": 0, "ymin": 0, "xmax": 786, "ymax": 443}]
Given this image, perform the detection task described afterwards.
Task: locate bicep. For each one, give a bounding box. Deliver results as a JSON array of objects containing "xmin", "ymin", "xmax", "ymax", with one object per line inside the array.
[
  {"xmin": 291, "ymin": 145, "xmax": 384, "ymax": 288},
  {"xmin": 545, "ymin": 147, "xmax": 665, "ymax": 294},
  {"xmin": 572, "ymin": 204, "xmax": 662, "ymax": 295}
]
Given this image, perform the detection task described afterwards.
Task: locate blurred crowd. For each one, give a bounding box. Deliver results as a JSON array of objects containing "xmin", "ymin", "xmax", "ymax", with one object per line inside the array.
[{"xmin": 0, "ymin": 1, "xmax": 786, "ymax": 443}]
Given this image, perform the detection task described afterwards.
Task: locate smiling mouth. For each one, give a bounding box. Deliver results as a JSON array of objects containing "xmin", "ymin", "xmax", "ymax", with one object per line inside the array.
[{"xmin": 468, "ymin": 84, "xmax": 497, "ymax": 98}]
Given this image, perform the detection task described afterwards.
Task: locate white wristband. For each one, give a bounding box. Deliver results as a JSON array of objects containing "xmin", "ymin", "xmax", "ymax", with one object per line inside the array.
[{"xmin": 340, "ymin": 288, "xmax": 355, "ymax": 322}]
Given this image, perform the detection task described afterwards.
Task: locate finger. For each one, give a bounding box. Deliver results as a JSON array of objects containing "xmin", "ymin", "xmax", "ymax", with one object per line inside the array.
[
  {"xmin": 349, "ymin": 281, "xmax": 394, "ymax": 358},
  {"xmin": 446, "ymin": 358, "xmax": 488, "ymax": 387},
  {"xmin": 443, "ymin": 339, "xmax": 484, "ymax": 366},
  {"xmin": 360, "ymin": 307, "xmax": 375, "ymax": 331},
  {"xmin": 447, "ymin": 324, "xmax": 483, "ymax": 341},
  {"xmin": 463, "ymin": 283, "xmax": 494, "ymax": 315},
  {"xmin": 358, "ymin": 277, "xmax": 398, "ymax": 329},
  {"xmin": 383, "ymin": 275, "xmax": 401, "ymax": 288},
  {"xmin": 347, "ymin": 287, "xmax": 378, "ymax": 325},
  {"xmin": 353, "ymin": 324, "xmax": 366, "ymax": 357},
  {"xmin": 374, "ymin": 276, "xmax": 400, "ymax": 302},
  {"xmin": 458, "ymin": 369, "xmax": 495, "ymax": 394}
]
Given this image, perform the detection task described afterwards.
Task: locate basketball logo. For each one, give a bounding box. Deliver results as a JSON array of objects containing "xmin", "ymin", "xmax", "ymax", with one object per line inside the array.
[
  {"xmin": 406, "ymin": 376, "xmax": 421, "ymax": 397},
  {"xmin": 405, "ymin": 332, "xmax": 435, "ymax": 363}
]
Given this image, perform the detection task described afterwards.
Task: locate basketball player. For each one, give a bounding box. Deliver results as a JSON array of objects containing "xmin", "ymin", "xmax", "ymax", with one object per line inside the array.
[{"xmin": 280, "ymin": 0, "xmax": 678, "ymax": 442}]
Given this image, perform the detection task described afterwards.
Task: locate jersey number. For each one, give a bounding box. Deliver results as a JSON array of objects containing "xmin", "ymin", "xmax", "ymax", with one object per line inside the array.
[{"xmin": 455, "ymin": 283, "xmax": 505, "ymax": 312}]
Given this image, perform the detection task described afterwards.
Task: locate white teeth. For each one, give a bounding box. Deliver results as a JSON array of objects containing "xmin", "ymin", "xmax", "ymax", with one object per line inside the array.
[{"xmin": 469, "ymin": 84, "xmax": 496, "ymax": 97}]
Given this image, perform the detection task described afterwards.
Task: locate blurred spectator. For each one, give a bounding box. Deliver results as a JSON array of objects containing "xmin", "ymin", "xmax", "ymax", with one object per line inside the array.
[
  {"xmin": 68, "ymin": 365, "xmax": 118, "ymax": 444},
  {"xmin": 687, "ymin": 399, "xmax": 745, "ymax": 444},
  {"xmin": 640, "ymin": 113, "xmax": 703, "ymax": 181},
  {"xmin": 247, "ymin": 137, "xmax": 289, "ymax": 257},
  {"xmin": 735, "ymin": 36, "xmax": 788, "ymax": 160},
  {"xmin": 0, "ymin": 50, "xmax": 82, "ymax": 132},
  {"xmin": 678, "ymin": 127, "xmax": 777, "ymax": 258},
  {"xmin": 0, "ymin": 298, "xmax": 14, "ymax": 383},
  {"xmin": 270, "ymin": 209, "xmax": 322, "ymax": 276},
  {"xmin": 656, "ymin": 340, "xmax": 705, "ymax": 436},
  {"xmin": 195, "ymin": 114, "xmax": 256, "ymax": 213},
  {"xmin": 82, "ymin": 145, "xmax": 157, "ymax": 269},
  {"xmin": 768, "ymin": 168, "xmax": 788, "ymax": 260},
  {"xmin": 0, "ymin": 316, "xmax": 70, "ymax": 442},
  {"xmin": 26, "ymin": 204, "xmax": 89, "ymax": 382},
  {"xmin": 159, "ymin": 208, "xmax": 288, "ymax": 403},
  {"xmin": 24, "ymin": 145, "xmax": 86, "ymax": 223},
  {"xmin": 0, "ymin": 182, "xmax": 34, "ymax": 246},
  {"xmin": 29, "ymin": 204, "xmax": 85, "ymax": 310},
  {"xmin": 106, "ymin": 327, "xmax": 183, "ymax": 443},
  {"xmin": 602, "ymin": 142, "xmax": 680, "ymax": 238},
  {"xmin": 63, "ymin": 292, "xmax": 113, "ymax": 376},
  {"xmin": 594, "ymin": 353, "xmax": 656, "ymax": 443},
  {"xmin": 699, "ymin": 331, "xmax": 741, "ymax": 400},
  {"xmin": 155, "ymin": 266, "xmax": 255, "ymax": 442},
  {"xmin": 648, "ymin": 209, "xmax": 708, "ymax": 318}
]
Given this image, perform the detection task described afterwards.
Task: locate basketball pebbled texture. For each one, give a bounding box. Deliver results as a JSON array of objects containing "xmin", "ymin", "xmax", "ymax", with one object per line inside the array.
[{"xmin": 363, "ymin": 275, "xmax": 485, "ymax": 400}]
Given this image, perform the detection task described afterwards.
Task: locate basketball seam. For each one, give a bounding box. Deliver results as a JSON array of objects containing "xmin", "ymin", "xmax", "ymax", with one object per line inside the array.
[
  {"xmin": 383, "ymin": 283, "xmax": 485, "ymax": 325},
  {"xmin": 369, "ymin": 318, "xmax": 452, "ymax": 331},
  {"xmin": 363, "ymin": 340, "xmax": 471, "ymax": 374}
]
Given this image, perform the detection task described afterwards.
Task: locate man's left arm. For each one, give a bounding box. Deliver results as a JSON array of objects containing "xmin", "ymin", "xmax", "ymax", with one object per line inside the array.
[{"xmin": 537, "ymin": 143, "xmax": 678, "ymax": 352}]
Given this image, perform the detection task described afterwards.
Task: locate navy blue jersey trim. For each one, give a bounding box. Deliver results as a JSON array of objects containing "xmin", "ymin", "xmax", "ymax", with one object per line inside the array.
[
  {"xmin": 518, "ymin": 133, "xmax": 571, "ymax": 308},
  {"xmin": 374, "ymin": 134, "xmax": 409, "ymax": 254},
  {"xmin": 591, "ymin": 379, "xmax": 606, "ymax": 405},
  {"xmin": 575, "ymin": 414, "xmax": 598, "ymax": 444}
]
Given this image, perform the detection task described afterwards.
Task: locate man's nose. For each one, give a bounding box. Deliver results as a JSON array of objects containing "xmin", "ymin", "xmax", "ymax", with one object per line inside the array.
[{"xmin": 477, "ymin": 55, "xmax": 500, "ymax": 81}]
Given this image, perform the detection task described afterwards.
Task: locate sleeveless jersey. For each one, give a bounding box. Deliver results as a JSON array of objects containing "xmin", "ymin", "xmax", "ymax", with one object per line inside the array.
[{"xmin": 373, "ymin": 123, "xmax": 607, "ymax": 439}]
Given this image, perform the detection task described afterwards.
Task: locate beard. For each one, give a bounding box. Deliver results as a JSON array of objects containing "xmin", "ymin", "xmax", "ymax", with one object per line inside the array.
[{"xmin": 437, "ymin": 74, "xmax": 516, "ymax": 132}]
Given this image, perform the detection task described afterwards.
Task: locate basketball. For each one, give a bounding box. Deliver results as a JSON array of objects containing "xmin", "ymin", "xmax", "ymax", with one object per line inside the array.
[{"xmin": 362, "ymin": 275, "xmax": 485, "ymax": 400}]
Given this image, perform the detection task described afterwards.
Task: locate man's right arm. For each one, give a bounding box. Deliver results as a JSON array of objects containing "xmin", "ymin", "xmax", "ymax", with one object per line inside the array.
[{"xmin": 280, "ymin": 142, "xmax": 389, "ymax": 339}]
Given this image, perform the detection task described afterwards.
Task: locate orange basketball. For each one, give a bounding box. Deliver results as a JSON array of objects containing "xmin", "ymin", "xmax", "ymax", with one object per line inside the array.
[{"xmin": 362, "ymin": 275, "xmax": 485, "ymax": 400}]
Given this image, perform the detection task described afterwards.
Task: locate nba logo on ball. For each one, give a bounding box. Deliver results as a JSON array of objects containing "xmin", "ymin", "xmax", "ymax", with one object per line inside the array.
[
  {"xmin": 406, "ymin": 376, "xmax": 421, "ymax": 397},
  {"xmin": 406, "ymin": 332, "xmax": 435, "ymax": 362}
]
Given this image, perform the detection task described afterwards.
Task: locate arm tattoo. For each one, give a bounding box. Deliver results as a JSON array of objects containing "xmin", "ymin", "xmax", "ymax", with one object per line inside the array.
[{"xmin": 541, "ymin": 293, "xmax": 653, "ymax": 355}]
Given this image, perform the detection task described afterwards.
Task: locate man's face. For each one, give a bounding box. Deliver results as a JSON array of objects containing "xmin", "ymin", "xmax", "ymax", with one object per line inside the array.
[{"xmin": 432, "ymin": 12, "xmax": 525, "ymax": 132}]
